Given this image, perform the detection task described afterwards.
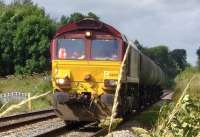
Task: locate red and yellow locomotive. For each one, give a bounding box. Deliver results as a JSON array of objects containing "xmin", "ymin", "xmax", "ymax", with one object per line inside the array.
[{"xmin": 50, "ymin": 19, "xmax": 165, "ymax": 122}]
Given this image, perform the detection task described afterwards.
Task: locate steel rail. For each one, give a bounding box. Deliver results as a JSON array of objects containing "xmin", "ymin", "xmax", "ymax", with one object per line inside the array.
[
  {"xmin": 0, "ymin": 108, "xmax": 54, "ymax": 122},
  {"xmin": 88, "ymin": 128, "xmax": 108, "ymax": 137},
  {"xmin": 34, "ymin": 121, "xmax": 92, "ymax": 137},
  {"xmin": 34, "ymin": 124, "xmax": 67, "ymax": 137},
  {"xmin": 0, "ymin": 108, "xmax": 56, "ymax": 131}
]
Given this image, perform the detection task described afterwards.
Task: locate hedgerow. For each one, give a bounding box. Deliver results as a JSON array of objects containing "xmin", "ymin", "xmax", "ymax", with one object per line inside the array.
[{"xmin": 0, "ymin": 2, "xmax": 56, "ymax": 75}]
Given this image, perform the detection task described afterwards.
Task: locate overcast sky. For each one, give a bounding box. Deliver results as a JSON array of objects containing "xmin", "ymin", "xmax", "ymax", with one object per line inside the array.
[{"xmin": 30, "ymin": 0, "xmax": 200, "ymax": 65}]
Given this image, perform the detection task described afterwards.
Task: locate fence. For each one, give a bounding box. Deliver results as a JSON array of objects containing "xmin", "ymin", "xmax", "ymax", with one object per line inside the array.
[{"xmin": 0, "ymin": 92, "xmax": 31, "ymax": 111}]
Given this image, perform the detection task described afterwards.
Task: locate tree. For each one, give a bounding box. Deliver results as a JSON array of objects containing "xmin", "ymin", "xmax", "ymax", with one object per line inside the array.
[
  {"xmin": 0, "ymin": 0, "xmax": 4, "ymax": 5},
  {"xmin": 87, "ymin": 12, "xmax": 99, "ymax": 20},
  {"xmin": 134, "ymin": 40, "xmax": 143, "ymax": 50},
  {"xmin": 170, "ymin": 49, "xmax": 187, "ymax": 72},
  {"xmin": 11, "ymin": 0, "xmax": 33, "ymax": 5},
  {"xmin": 0, "ymin": 10, "xmax": 16, "ymax": 75},
  {"xmin": 60, "ymin": 12, "xmax": 99, "ymax": 25},
  {"xmin": 142, "ymin": 45, "xmax": 179, "ymax": 78},
  {"xmin": 196, "ymin": 47, "xmax": 200, "ymax": 68},
  {"xmin": 143, "ymin": 46, "xmax": 169, "ymax": 66},
  {"xmin": 60, "ymin": 15, "xmax": 69, "ymax": 25},
  {"xmin": 0, "ymin": 2, "xmax": 99, "ymax": 75},
  {"xmin": 21, "ymin": 0, "xmax": 33, "ymax": 5},
  {"xmin": 141, "ymin": 45, "xmax": 188, "ymax": 79},
  {"xmin": 0, "ymin": 2, "xmax": 55, "ymax": 75},
  {"xmin": 13, "ymin": 15, "xmax": 54, "ymax": 74}
]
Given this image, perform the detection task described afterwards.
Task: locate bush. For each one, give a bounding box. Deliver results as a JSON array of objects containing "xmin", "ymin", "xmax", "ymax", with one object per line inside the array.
[
  {"xmin": 0, "ymin": 2, "xmax": 56, "ymax": 75},
  {"xmin": 154, "ymin": 95, "xmax": 200, "ymax": 137}
]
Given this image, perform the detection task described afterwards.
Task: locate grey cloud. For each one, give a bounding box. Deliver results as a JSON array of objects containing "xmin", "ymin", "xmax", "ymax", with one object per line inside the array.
[{"xmin": 31, "ymin": 0, "xmax": 200, "ymax": 65}]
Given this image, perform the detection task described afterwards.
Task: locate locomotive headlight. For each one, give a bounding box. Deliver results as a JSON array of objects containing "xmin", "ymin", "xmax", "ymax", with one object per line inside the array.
[
  {"xmin": 56, "ymin": 76, "xmax": 71, "ymax": 88},
  {"xmin": 85, "ymin": 31, "xmax": 92, "ymax": 37},
  {"xmin": 56, "ymin": 78, "xmax": 65, "ymax": 84},
  {"xmin": 104, "ymin": 80, "xmax": 118, "ymax": 87}
]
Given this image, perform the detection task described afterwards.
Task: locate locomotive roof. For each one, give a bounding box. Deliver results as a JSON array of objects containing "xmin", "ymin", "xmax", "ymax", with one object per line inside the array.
[{"xmin": 55, "ymin": 18, "xmax": 122, "ymax": 38}]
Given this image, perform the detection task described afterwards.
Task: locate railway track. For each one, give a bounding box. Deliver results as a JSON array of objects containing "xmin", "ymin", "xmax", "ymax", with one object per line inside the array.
[
  {"xmin": 0, "ymin": 108, "xmax": 56, "ymax": 131},
  {"xmin": 35, "ymin": 121, "xmax": 108, "ymax": 137},
  {"xmin": 0, "ymin": 91, "xmax": 173, "ymax": 137},
  {"xmin": 0, "ymin": 108, "xmax": 107, "ymax": 137}
]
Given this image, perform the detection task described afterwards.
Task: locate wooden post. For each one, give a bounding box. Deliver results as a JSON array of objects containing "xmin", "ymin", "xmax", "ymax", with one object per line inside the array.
[{"xmin": 28, "ymin": 93, "xmax": 32, "ymax": 112}]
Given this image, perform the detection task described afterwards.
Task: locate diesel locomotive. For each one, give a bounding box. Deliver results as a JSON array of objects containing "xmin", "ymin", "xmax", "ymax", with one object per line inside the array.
[{"xmin": 50, "ymin": 19, "xmax": 166, "ymax": 122}]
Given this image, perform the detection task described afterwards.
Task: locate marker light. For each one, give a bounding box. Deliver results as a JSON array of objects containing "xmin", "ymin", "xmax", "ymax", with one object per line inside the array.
[{"xmin": 85, "ymin": 31, "xmax": 92, "ymax": 37}]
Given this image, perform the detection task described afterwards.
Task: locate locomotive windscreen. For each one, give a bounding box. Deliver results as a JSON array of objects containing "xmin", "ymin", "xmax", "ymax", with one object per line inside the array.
[
  {"xmin": 91, "ymin": 39, "xmax": 119, "ymax": 60},
  {"xmin": 57, "ymin": 39, "xmax": 85, "ymax": 60}
]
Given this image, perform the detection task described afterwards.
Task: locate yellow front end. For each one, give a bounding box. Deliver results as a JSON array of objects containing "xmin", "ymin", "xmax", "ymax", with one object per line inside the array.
[{"xmin": 52, "ymin": 60, "xmax": 120, "ymax": 95}]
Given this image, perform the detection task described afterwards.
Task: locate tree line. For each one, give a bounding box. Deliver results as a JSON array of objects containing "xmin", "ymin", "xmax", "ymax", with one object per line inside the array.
[
  {"xmin": 134, "ymin": 40, "xmax": 188, "ymax": 80},
  {"xmin": 0, "ymin": 0, "xmax": 98, "ymax": 75},
  {"xmin": 0, "ymin": 0, "xmax": 198, "ymax": 79}
]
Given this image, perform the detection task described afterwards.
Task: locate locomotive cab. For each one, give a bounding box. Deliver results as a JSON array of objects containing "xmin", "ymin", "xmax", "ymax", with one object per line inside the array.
[{"xmin": 51, "ymin": 32, "xmax": 123, "ymax": 93}]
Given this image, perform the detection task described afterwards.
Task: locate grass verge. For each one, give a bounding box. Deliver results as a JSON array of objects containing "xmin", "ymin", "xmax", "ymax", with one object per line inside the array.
[
  {"xmin": 128, "ymin": 68, "xmax": 200, "ymax": 137},
  {"xmin": 152, "ymin": 69, "xmax": 200, "ymax": 137},
  {"xmin": 0, "ymin": 73, "xmax": 52, "ymax": 115}
]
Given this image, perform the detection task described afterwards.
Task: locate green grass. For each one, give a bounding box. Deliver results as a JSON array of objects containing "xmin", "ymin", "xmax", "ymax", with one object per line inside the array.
[
  {"xmin": 0, "ymin": 74, "xmax": 52, "ymax": 94},
  {"xmin": 131, "ymin": 103, "xmax": 164, "ymax": 129},
  {"xmin": 0, "ymin": 74, "xmax": 53, "ymax": 115},
  {"xmin": 173, "ymin": 67, "xmax": 200, "ymax": 101},
  {"xmin": 31, "ymin": 97, "xmax": 52, "ymax": 110}
]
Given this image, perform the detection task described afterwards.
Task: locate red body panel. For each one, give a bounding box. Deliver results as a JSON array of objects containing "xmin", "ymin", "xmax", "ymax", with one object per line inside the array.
[
  {"xmin": 51, "ymin": 19, "xmax": 126, "ymax": 61},
  {"xmin": 54, "ymin": 19, "xmax": 122, "ymax": 38}
]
